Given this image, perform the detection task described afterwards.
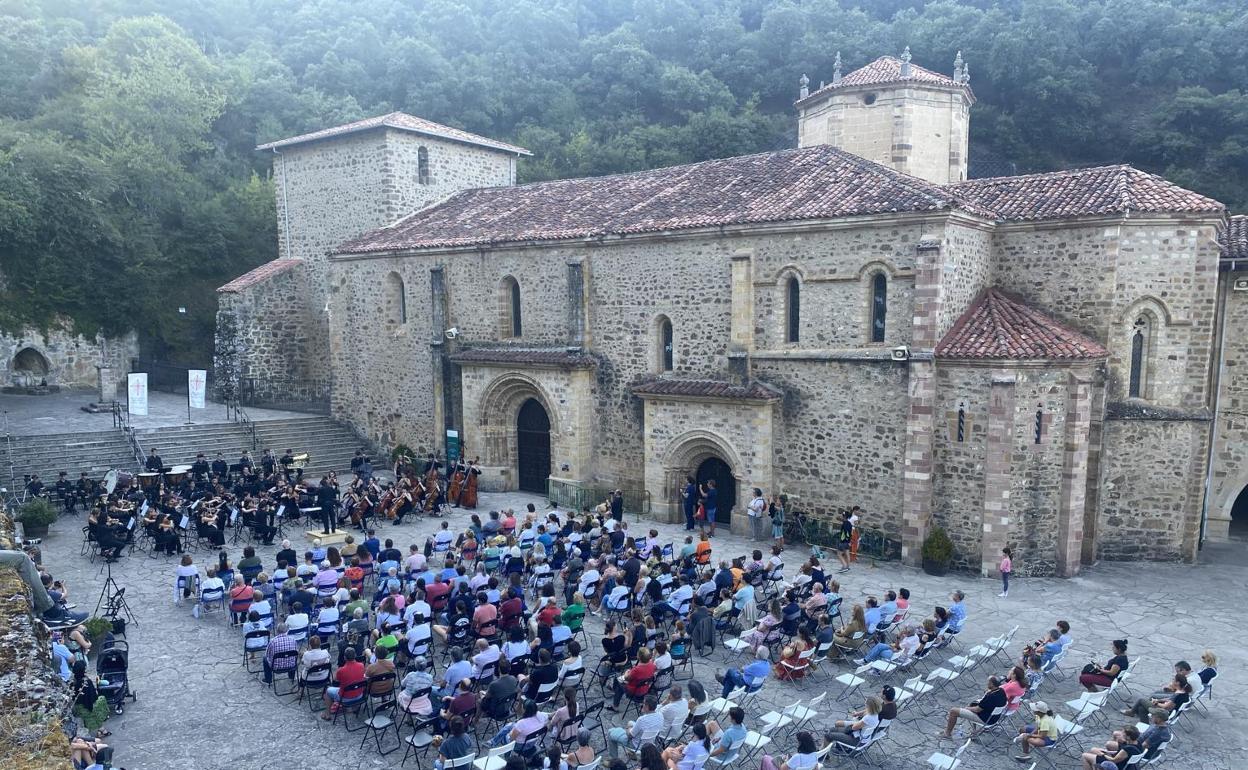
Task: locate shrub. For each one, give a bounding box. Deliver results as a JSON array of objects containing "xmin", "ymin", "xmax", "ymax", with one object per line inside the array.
[
  {"xmin": 17, "ymin": 498, "xmax": 57, "ymax": 528},
  {"xmin": 921, "ymin": 527, "xmax": 954, "ymax": 565},
  {"xmin": 390, "ymin": 443, "xmax": 415, "ymax": 462},
  {"xmin": 81, "ymin": 616, "xmax": 113, "ymax": 644}
]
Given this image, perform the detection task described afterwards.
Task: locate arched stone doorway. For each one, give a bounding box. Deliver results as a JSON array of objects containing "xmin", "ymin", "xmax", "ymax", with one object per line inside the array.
[
  {"xmin": 11, "ymin": 347, "xmax": 50, "ymax": 386},
  {"xmin": 1231, "ymin": 485, "xmax": 1248, "ymax": 540},
  {"xmin": 695, "ymin": 456, "xmax": 736, "ymax": 524},
  {"xmin": 516, "ymin": 398, "xmax": 551, "ymax": 493}
]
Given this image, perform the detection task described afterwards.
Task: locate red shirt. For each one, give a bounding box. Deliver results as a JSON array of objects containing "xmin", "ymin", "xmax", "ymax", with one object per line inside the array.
[
  {"xmin": 473, "ymin": 603, "xmax": 498, "ymax": 631},
  {"xmin": 537, "ymin": 603, "xmax": 560, "ymax": 627},
  {"xmin": 336, "ymin": 660, "xmax": 366, "ymax": 698},
  {"xmin": 425, "ymin": 581, "xmax": 450, "ymax": 608},
  {"xmin": 625, "ymin": 661, "xmax": 656, "ymax": 696}
]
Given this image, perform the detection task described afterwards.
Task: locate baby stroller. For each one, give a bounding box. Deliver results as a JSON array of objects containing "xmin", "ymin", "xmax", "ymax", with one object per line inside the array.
[{"xmin": 96, "ymin": 639, "xmax": 137, "ymax": 714}]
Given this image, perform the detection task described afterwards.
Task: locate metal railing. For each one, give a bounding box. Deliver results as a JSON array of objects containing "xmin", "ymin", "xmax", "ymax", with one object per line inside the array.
[
  {"xmin": 225, "ymin": 398, "xmax": 258, "ymax": 451},
  {"xmin": 238, "ymin": 376, "xmax": 331, "ymax": 414},
  {"xmin": 784, "ymin": 512, "xmax": 902, "ymax": 563},
  {"xmin": 546, "ymin": 479, "xmax": 652, "ymax": 518},
  {"xmin": 111, "ymin": 402, "xmax": 145, "ymax": 468}
]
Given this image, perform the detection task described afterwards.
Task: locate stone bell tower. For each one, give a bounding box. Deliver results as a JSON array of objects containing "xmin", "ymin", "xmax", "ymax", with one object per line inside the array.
[{"xmin": 795, "ymin": 48, "xmax": 974, "ymax": 184}]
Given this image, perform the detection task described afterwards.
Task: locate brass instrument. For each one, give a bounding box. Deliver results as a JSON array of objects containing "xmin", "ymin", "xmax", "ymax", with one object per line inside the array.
[{"xmin": 291, "ymin": 453, "xmax": 311, "ymax": 470}]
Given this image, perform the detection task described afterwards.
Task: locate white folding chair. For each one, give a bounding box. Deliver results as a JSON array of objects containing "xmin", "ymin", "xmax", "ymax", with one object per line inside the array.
[
  {"xmin": 473, "ymin": 741, "xmax": 515, "ymax": 770},
  {"xmin": 926, "ymin": 737, "xmax": 971, "ymax": 769}
]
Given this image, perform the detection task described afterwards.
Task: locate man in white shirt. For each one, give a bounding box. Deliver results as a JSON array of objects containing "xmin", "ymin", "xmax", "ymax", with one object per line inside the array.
[
  {"xmin": 285, "ymin": 601, "xmax": 310, "ymax": 640},
  {"xmin": 578, "ymin": 565, "xmax": 601, "ymax": 601},
  {"xmin": 657, "ymin": 685, "xmax": 689, "ymax": 738},
  {"xmin": 471, "ymin": 638, "xmax": 501, "ymax": 678},
  {"xmin": 405, "ymin": 590, "xmax": 432, "ymax": 626},
  {"xmin": 433, "ymin": 522, "xmax": 455, "ymax": 552},
  {"xmin": 405, "ymin": 545, "xmax": 426, "ymax": 575},
  {"xmin": 606, "ymin": 694, "xmax": 663, "ymax": 758}
]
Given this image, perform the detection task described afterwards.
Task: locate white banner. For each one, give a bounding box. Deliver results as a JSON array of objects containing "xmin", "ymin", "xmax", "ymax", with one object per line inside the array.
[
  {"xmin": 188, "ymin": 369, "xmax": 207, "ymax": 409},
  {"xmin": 127, "ymin": 373, "xmax": 149, "ymax": 416}
]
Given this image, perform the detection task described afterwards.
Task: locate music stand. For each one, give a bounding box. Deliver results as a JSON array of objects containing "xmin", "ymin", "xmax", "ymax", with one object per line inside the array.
[{"xmin": 95, "ymin": 559, "xmax": 136, "ymax": 626}]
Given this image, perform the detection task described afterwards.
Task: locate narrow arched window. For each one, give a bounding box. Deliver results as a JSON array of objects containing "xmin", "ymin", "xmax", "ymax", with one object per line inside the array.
[
  {"xmin": 658, "ymin": 316, "xmax": 674, "ymax": 372},
  {"xmin": 510, "ymin": 279, "xmax": 522, "ymax": 337},
  {"xmin": 499, "ymin": 276, "xmax": 522, "ymax": 338},
  {"xmin": 418, "ymin": 146, "xmax": 430, "ymax": 185},
  {"xmin": 1128, "ymin": 316, "xmax": 1151, "ymax": 399},
  {"xmin": 1034, "ymin": 403, "xmax": 1044, "ymax": 444},
  {"xmin": 871, "ymin": 273, "xmax": 887, "ymax": 342},
  {"xmin": 386, "ymin": 271, "xmax": 406, "ymax": 325},
  {"xmin": 956, "ymin": 402, "xmax": 966, "ymax": 443},
  {"xmin": 786, "ymin": 276, "xmax": 800, "ymax": 343}
]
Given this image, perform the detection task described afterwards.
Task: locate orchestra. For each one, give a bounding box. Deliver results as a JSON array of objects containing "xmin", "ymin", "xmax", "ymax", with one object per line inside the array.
[{"xmin": 73, "ymin": 446, "xmax": 473, "ymax": 559}]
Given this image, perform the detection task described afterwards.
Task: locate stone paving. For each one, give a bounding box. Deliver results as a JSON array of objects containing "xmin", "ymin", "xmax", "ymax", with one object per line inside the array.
[
  {"xmin": 40, "ymin": 490, "xmax": 1247, "ymax": 770},
  {"xmin": 0, "ymin": 387, "xmax": 309, "ymax": 436}
]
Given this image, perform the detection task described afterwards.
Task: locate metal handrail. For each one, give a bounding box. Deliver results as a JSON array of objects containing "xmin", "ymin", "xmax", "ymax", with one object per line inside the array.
[
  {"xmin": 226, "ymin": 397, "xmax": 258, "ymax": 451},
  {"xmin": 111, "ymin": 402, "xmax": 144, "ymax": 468},
  {"xmin": 546, "ymin": 479, "xmax": 652, "ymax": 517}
]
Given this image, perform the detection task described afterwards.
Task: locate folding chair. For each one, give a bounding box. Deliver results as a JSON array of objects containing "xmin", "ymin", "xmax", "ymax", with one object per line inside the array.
[
  {"xmin": 243, "ymin": 629, "xmax": 270, "ymax": 674},
  {"xmin": 580, "ymin": 700, "xmax": 609, "ymax": 746},
  {"xmin": 268, "ymin": 649, "xmax": 300, "ymax": 697},
  {"xmin": 198, "ymin": 586, "xmax": 226, "ymax": 619},
  {"xmin": 360, "ymin": 673, "xmax": 399, "ymax": 755},
  {"xmin": 926, "ymin": 737, "xmax": 972, "ymax": 769},
  {"xmin": 835, "ymin": 663, "xmax": 872, "ymax": 702},
  {"xmin": 473, "ymin": 741, "xmax": 515, "ymax": 770},
  {"xmin": 1192, "ymin": 669, "xmax": 1217, "ymax": 714},
  {"xmin": 332, "ymin": 677, "xmax": 370, "ymax": 732},
  {"xmin": 707, "ymin": 733, "xmax": 747, "ymax": 768},
  {"xmin": 298, "ymin": 661, "xmax": 333, "ymax": 710}
]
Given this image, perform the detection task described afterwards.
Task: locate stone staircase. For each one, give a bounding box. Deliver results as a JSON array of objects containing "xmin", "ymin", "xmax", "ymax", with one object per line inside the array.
[
  {"xmin": 133, "ymin": 416, "xmax": 373, "ymax": 478},
  {"xmin": 2, "ymin": 431, "xmax": 139, "ymax": 488}
]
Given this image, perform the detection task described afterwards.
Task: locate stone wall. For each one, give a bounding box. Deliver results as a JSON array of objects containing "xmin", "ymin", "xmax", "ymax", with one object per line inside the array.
[
  {"xmin": 0, "ymin": 326, "xmax": 137, "ymax": 391},
  {"xmin": 1207, "ymin": 271, "xmax": 1248, "ymax": 540},
  {"xmin": 798, "ymin": 84, "xmax": 971, "ymax": 184},
  {"xmin": 0, "ymin": 512, "xmax": 73, "ymax": 770},
  {"xmin": 216, "ymin": 263, "xmax": 318, "ymax": 388},
  {"xmin": 938, "ymin": 221, "xmax": 994, "ymax": 340},
  {"xmin": 753, "ymin": 357, "xmax": 908, "ymax": 534},
  {"xmin": 1097, "ymin": 414, "xmax": 1208, "ymax": 562}
]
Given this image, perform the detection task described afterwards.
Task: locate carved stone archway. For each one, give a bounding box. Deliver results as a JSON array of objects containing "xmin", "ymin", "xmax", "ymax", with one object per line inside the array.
[
  {"xmin": 659, "ymin": 429, "xmax": 747, "ymax": 524},
  {"xmin": 476, "ymin": 373, "xmax": 561, "ymax": 490}
]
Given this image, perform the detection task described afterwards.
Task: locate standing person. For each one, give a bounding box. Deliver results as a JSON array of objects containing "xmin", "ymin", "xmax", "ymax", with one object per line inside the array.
[
  {"xmin": 682, "ymin": 475, "xmax": 698, "ymax": 532},
  {"xmin": 848, "ymin": 506, "xmax": 861, "ymax": 563},
  {"xmin": 770, "ymin": 495, "xmax": 787, "ymax": 549},
  {"xmin": 702, "ymin": 480, "xmax": 718, "ymax": 537},
  {"xmin": 998, "ymin": 547, "xmax": 1013, "ymax": 598},
  {"xmin": 317, "ymin": 476, "xmax": 338, "ymax": 535},
  {"xmin": 610, "ymin": 490, "xmax": 624, "ymax": 524},
  {"xmin": 747, "ymin": 489, "xmax": 766, "ymax": 542},
  {"xmin": 835, "ymin": 511, "xmax": 854, "ymax": 573}
]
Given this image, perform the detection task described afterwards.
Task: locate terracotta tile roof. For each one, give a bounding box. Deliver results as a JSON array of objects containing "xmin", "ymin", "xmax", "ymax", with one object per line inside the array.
[
  {"xmin": 950, "ymin": 165, "xmax": 1224, "ymax": 221},
  {"xmin": 217, "ymin": 259, "xmax": 300, "ymax": 293},
  {"xmin": 337, "ymin": 144, "xmax": 986, "ymax": 253},
  {"xmin": 796, "ymin": 55, "xmax": 967, "ymax": 106},
  {"xmin": 256, "ymin": 112, "xmax": 531, "ymax": 156},
  {"xmin": 631, "ymin": 377, "xmax": 782, "ymax": 401},
  {"xmin": 937, "ymin": 288, "xmax": 1108, "ymax": 361},
  {"xmin": 449, "ymin": 347, "xmax": 597, "ymax": 368},
  {"xmin": 1222, "ymin": 215, "xmax": 1248, "ymax": 261}
]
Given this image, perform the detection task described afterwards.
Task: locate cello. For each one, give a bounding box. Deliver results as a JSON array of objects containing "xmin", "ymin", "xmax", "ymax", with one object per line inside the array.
[
  {"xmin": 447, "ymin": 461, "xmax": 465, "ymax": 508},
  {"xmin": 460, "ymin": 457, "xmax": 480, "ymax": 509}
]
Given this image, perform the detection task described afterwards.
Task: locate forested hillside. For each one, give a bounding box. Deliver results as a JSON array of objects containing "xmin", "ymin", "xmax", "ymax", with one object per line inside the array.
[{"xmin": 1, "ymin": 0, "xmax": 1245, "ymax": 360}]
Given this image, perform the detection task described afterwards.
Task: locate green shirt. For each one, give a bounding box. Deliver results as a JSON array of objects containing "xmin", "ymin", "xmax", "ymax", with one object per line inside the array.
[{"xmin": 561, "ymin": 603, "xmax": 585, "ymax": 632}]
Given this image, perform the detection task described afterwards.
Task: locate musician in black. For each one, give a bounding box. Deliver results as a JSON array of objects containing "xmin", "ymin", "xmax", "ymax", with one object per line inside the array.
[
  {"xmin": 422, "ymin": 453, "xmax": 442, "ymax": 476},
  {"xmin": 261, "ymin": 448, "xmax": 276, "ymax": 477},
  {"xmin": 191, "ymin": 453, "xmax": 210, "ymax": 482},
  {"xmin": 351, "ymin": 450, "xmax": 366, "ymax": 473},
  {"xmin": 77, "ymin": 473, "xmax": 95, "ymax": 505},
  {"xmin": 55, "ymin": 472, "xmax": 74, "ymax": 513},
  {"xmin": 316, "ymin": 476, "xmax": 339, "ymax": 535},
  {"xmin": 247, "ymin": 503, "xmax": 276, "ymax": 545},
  {"xmin": 146, "ymin": 448, "xmax": 164, "ymax": 473},
  {"xmin": 25, "ymin": 474, "xmax": 45, "ymax": 498},
  {"xmin": 210, "ymin": 452, "xmax": 228, "ymax": 479}
]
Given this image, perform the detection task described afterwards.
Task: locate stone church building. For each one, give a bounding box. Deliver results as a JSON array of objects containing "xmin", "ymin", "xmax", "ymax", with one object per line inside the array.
[{"xmin": 217, "ymin": 53, "xmax": 1248, "ymax": 576}]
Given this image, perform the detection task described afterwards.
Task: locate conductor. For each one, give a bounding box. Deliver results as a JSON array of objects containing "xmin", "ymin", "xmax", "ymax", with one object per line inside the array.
[
  {"xmin": 316, "ymin": 476, "xmax": 339, "ymax": 535},
  {"xmin": 145, "ymin": 448, "xmax": 164, "ymax": 473}
]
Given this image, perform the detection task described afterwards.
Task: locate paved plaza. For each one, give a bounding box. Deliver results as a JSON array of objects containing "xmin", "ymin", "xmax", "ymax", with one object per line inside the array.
[{"xmin": 41, "ymin": 490, "xmax": 1247, "ymax": 770}]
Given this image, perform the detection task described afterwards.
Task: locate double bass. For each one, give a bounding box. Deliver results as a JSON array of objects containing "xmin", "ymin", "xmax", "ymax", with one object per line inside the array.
[
  {"xmin": 447, "ymin": 461, "xmax": 465, "ymax": 508},
  {"xmin": 459, "ymin": 458, "xmax": 481, "ymax": 509}
]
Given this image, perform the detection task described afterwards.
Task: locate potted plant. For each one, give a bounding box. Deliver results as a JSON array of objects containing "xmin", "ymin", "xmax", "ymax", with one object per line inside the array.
[
  {"xmin": 16, "ymin": 498, "xmax": 57, "ymax": 539},
  {"xmin": 921, "ymin": 527, "xmax": 954, "ymax": 576},
  {"xmin": 82, "ymin": 616, "xmax": 114, "ymax": 647}
]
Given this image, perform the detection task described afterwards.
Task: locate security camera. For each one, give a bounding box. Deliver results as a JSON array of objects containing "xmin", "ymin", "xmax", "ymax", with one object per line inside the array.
[
  {"xmin": 444, "ymin": 327, "xmax": 459, "ymax": 340},
  {"xmin": 891, "ymin": 345, "xmax": 910, "ymax": 361}
]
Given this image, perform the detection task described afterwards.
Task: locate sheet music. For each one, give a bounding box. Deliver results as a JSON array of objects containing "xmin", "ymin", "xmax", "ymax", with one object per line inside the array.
[
  {"xmin": 276, "ymin": 504, "xmax": 286, "ymax": 518},
  {"xmin": 179, "ymin": 514, "xmax": 190, "ymax": 529},
  {"xmin": 230, "ymin": 508, "xmax": 239, "ymax": 524},
  {"xmin": 127, "ymin": 516, "xmax": 137, "ymax": 530}
]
